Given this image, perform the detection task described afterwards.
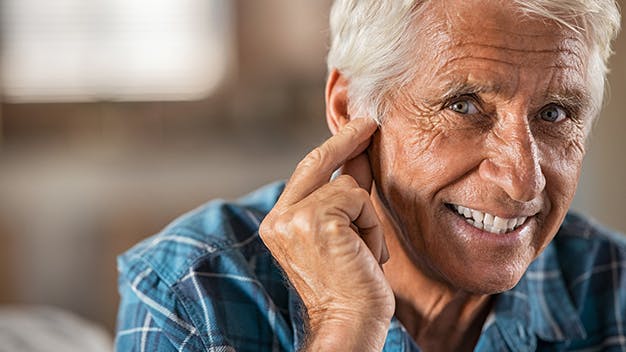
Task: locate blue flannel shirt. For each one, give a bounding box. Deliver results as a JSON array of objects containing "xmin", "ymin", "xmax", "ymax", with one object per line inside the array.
[{"xmin": 116, "ymin": 181, "xmax": 626, "ymax": 351}]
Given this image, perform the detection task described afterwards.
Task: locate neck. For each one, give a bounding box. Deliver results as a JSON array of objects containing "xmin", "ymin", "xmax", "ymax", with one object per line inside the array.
[{"xmin": 372, "ymin": 191, "xmax": 493, "ymax": 351}]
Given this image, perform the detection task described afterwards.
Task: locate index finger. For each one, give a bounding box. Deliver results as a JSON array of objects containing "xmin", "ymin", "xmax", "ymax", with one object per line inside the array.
[{"xmin": 277, "ymin": 117, "xmax": 378, "ymax": 208}]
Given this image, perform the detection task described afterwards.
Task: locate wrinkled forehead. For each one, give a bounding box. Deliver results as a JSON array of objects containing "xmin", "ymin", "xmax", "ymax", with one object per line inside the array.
[
  {"xmin": 443, "ymin": 0, "xmax": 589, "ymax": 62},
  {"xmin": 410, "ymin": 0, "xmax": 596, "ymax": 108}
]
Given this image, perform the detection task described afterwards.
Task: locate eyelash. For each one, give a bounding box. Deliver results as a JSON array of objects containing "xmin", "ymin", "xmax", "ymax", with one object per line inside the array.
[
  {"xmin": 538, "ymin": 104, "xmax": 568, "ymax": 123},
  {"xmin": 444, "ymin": 95, "xmax": 578, "ymax": 123},
  {"xmin": 445, "ymin": 94, "xmax": 481, "ymax": 111}
]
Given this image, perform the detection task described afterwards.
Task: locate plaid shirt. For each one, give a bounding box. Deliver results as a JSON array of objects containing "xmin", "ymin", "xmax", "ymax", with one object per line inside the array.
[{"xmin": 116, "ymin": 181, "xmax": 626, "ymax": 351}]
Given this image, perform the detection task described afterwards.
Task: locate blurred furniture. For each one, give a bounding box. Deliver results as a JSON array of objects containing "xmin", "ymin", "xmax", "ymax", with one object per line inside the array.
[{"xmin": 0, "ymin": 305, "xmax": 112, "ymax": 352}]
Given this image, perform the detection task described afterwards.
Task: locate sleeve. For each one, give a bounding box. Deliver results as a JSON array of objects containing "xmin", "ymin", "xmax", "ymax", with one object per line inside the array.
[{"xmin": 115, "ymin": 264, "xmax": 206, "ymax": 351}]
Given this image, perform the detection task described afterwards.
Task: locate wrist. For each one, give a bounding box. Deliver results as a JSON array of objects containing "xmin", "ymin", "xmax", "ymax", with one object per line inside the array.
[{"xmin": 304, "ymin": 311, "xmax": 391, "ymax": 352}]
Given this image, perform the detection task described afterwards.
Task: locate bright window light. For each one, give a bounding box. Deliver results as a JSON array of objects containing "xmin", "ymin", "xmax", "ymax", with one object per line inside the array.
[{"xmin": 0, "ymin": 0, "xmax": 233, "ymax": 102}]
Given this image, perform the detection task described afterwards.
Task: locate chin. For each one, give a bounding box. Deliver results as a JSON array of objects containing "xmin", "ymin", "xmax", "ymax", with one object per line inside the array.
[
  {"xmin": 445, "ymin": 265, "xmax": 526, "ymax": 294},
  {"xmin": 415, "ymin": 202, "xmax": 551, "ymax": 294},
  {"xmin": 426, "ymin": 240, "xmax": 537, "ymax": 294}
]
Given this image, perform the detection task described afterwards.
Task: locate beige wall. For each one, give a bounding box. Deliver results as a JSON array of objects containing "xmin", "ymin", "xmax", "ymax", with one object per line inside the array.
[{"xmin": 572, "ymin": 0, "xmax": 626, "ymax": 232}]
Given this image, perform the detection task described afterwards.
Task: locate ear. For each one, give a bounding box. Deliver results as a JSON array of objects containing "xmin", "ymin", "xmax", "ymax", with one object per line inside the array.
[{"xmin": 325, "ymin": 69, "xmax": 351, "ymax": 135}]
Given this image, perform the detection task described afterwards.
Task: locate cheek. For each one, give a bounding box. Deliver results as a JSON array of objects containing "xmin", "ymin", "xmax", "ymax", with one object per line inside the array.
[
  {"xmin": 370, "ymin": 128, "xmax": 423, "ymax": 235},
  {"xmin": 375, "ymin": 119, "xmax": 486, "ymax": 200},
  {"xmin": 540, "ymin": 139, "xmax": 584, "ymax": 210},
  {"xmin": 536, "ymin": 137, "xmax": 585, "ymax": 250},
  {"xmin": 371, "ymin": 117, "xmax": 487, "ymax": 230}
]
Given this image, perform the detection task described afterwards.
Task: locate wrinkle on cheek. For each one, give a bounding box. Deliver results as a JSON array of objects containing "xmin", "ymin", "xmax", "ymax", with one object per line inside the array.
[
  {"xmin": 386, "ymin": 99, "xmax": 450, "ymax": 155},
  {"xmin": 382, "ymin": 174, "xmax": 430, "ymax": 267},
  {"xmin": 538, "ymin": 136, "xmax": 584, "ymax": 239},
  {"xmin": 394, "ymin": 96, "xmax": 462, "ymax": 135},
  {"xmin": 540, "ymin": 136, "xmax": 585, "ymax": 166},
  {"xmin": 377, "ymin": 113, "xmax": 447, "ymax": 199},
  {"xmin": 567, "ymin": 138, "xmax": 586, "ymax": 159},
  {"xmin": 410, "ymin": 129, "xmax": 447, "ymax": 165},
  {"xmin": 536, "ymin": 122, "xmax": 587, "ymax": 159}
]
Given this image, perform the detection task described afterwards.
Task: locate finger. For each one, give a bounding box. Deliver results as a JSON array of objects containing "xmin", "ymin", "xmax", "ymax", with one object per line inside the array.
[
  {"xmin": 339, "ymin": 151, "xmax": 373, "ymax": 191},
  {"xmin": 347, "ymin": 218, "xmax": 386, "ymax": 265},
  {"xmin": 341, "ymin": 176, "xmax": 389, "ymax": 265},
  {"xmin": 277, "ymin": 118, "xmax": 378, "ymax": 208},
  {"xmin": 321, "ymin": 179, "xmax": 387, "ymax": 264},
  {"xmin": 353, "ymin": 193, "xmax": 388, "ymax": 265}
]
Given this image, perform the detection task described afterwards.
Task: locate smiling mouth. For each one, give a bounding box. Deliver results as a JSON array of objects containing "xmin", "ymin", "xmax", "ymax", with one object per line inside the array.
[{"xmin": 447, "ymin": 204, "xmax": 528, "ymax": 234}]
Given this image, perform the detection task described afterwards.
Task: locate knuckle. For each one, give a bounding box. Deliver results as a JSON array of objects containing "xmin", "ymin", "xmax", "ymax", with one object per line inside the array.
[
  {"xmin": 272, "ymin": 215, "xmax": 293, "ymax": 235},
  {"xmin": 263, "ymin": 206, "xmax": 324, "ymax": 241},
  {"xmin": 258, "ymin": 218, "xmax": 273, "ymax": 239},
  {"xmin": 261, "ymin": 216, "xmax": 295, "ymax": 254},
  {"xmin": 260, "ymin": 210, "xmax": 292, "ymax": 237},
  {"xmin": 321, "ymin": 219, "xmax": 346, "ymax": 237},
  {"xmin": 291, "ymin": 210, "xmax": 317, "ymax": 234},
  {"xmin": 298, "ymin": 147, "xmax": 327, "ymax": 171}
]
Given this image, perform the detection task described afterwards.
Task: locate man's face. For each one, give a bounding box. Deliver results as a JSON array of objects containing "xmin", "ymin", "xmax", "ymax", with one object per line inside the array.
[{"xmin": 371, "ymin": 0, "xmax": 598, "ymax": 293}]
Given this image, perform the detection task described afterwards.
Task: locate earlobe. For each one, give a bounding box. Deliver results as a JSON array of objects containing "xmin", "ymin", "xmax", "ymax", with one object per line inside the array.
[{"xmin": 325, "ymin": 69, "xmax": 351, "ymax": 135}]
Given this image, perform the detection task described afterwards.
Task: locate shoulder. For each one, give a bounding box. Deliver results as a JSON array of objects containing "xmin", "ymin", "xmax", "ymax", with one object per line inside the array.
[
  {"xmin": 557, "ymin": 211, "xmax": 626, "ymax": 246},
  {"xmin": 553, "ymin": 211, "xmax": 626, "ymax": 278},
  {"xmin": 116, "ymin": 181, "xmax": 295, "ymax": 351},
  {"xmin": 552, "ymin": 212, "xmax": 626, "ymax": 344},
  {"xmin": 118, "ymin": 181, "xmax": 286, "ymax": 286},
  {"xmin": 553, "ymin": 211, "xmax": 626, "ymax": 292}
]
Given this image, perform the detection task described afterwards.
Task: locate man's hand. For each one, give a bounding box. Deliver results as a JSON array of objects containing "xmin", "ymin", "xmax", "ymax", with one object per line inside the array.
[{"xmin": 259, "ymin": 118, "xmax": 394, "ymax": 351}]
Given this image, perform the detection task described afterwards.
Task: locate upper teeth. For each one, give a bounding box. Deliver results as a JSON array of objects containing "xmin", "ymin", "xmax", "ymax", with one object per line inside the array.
[{"xmin": 452, "ymin": 204, "xmax": 527, "ymax": 234}]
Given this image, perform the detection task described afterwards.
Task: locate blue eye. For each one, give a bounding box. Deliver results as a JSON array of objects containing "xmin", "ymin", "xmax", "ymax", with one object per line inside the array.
[
  {"xmin": 539, "ymin": 105, "xmax": 567, "ymax": 122},
  {"xmin": 449, "ymin": 100, "xmax": 478, "ymax": 114}
]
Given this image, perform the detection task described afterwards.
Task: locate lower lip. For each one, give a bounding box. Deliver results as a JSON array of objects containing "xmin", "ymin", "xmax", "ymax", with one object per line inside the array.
[{"xmin": 445, "ymin": 207, "xmax": 530, "ymax": 245}]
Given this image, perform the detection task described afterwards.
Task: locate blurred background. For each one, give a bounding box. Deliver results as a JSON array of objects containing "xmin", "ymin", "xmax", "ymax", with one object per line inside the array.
[{"xmin": 0, "ymin": 0, "xmax": 623, "ymax": 347}]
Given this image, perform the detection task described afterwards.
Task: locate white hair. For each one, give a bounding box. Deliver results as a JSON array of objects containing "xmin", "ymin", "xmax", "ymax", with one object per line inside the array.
[{"xmin": 327, "ymin": 0, "xmax": 621, "ymax": 122}]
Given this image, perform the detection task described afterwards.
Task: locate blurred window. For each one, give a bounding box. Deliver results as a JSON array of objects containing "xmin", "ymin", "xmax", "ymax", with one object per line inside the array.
[{"xmin": 0, "ymin": 0, "xmax": 233, "ymax": 102}]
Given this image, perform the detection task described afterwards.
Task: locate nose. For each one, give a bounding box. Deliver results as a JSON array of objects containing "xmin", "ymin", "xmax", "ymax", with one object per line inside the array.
[{"xmin": 479, "ymin": 119, "xmax": 546, "ymax": 202}]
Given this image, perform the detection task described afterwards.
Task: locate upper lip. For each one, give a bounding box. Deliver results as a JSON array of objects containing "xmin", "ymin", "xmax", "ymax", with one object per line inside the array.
[{"xmin": 446, "ymin": 202, "xmax": 540, "ymax": 219}]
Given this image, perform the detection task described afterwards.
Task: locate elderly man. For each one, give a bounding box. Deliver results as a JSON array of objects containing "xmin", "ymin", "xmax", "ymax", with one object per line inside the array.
[{"xmin": 116, "ymin": 0, "xmax": 625, "ymax": 351}]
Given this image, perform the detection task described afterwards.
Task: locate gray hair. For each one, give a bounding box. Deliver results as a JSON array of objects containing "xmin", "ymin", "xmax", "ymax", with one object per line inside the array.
[{"xmin": 327, "ymin": 0, "xmax": 621, "ymax": 122}]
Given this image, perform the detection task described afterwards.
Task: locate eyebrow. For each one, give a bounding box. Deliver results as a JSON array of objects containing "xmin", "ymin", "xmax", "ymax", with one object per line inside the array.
[
  {"xmin": 432, "ymin": 80, "xmax": 503, "ymax": 105},
  {"xmin": 431, "ymin": 79, "xmax": 592, "ymax": 114},
  {"xmin": 544, "ymin": 87, "xmax": 592, "ymax": 114}
]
